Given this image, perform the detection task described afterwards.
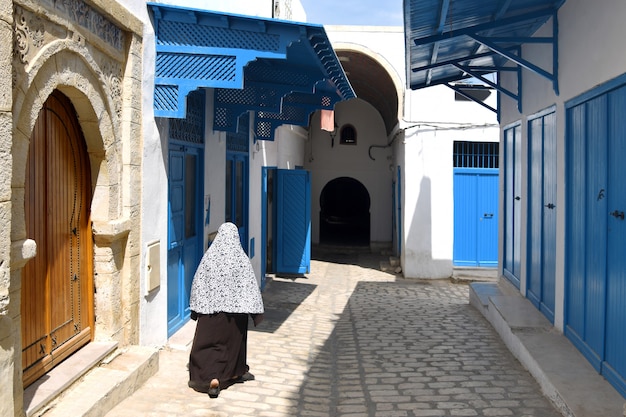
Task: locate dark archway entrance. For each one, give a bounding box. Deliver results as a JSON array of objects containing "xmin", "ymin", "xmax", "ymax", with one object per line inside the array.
[{"xmin": 320, "ymin": 177, "xmax": 370, "ymax": 246}]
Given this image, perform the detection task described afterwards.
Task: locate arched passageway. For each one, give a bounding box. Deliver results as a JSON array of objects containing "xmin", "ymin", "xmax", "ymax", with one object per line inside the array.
[{"xmin": 320, "ymin": 177, "xmax": 370, "ymax": 246}]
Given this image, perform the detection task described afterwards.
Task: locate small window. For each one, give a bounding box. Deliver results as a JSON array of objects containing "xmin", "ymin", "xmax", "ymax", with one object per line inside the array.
[{"xmin": 340, "ymin": 124, "xmax": 357, "ymax": 145}]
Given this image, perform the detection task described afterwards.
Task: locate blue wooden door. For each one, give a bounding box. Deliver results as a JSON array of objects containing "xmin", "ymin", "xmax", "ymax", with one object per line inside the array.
[
  {"xmin": 276, "ymin": 169, "xmax": 311, "ymax": 274},
  {"xmin": 604, "ymin": 86, "xmax": 626, "ymax": 396},
  {"xmin": 566, "ymin": 94, "xmax": 608, "ymax": 370},
  {"xmin": 476, "ymin": 171, "xmax": 499, "ymax": 266},
  {"xmin": 167, "ymin": 145, "xmax": 203, "ymax": 336},
  {"xmin": 503, "ymin": 125, "xmax": 522, "ymax": 287},
  {"xmin": 566, "ymin": 84, "xmax": 626, "ymax": 398},
  {"xmin": 226, "ymin": 152, "xmax": 249, "ymax": 252},
  {"xmin": 527, "ymin": 110, "xmax": 556, "ymax": 323},
  {"xmin": 453, "ymin": 169, "xmax": 498, "ymax": 267}
]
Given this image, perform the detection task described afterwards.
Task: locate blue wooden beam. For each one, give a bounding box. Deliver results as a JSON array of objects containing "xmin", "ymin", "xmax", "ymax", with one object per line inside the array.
[
  {"xmin": 445, "ymin": 83, "xmax": 496, "ymax": 113},
  {"xmin": 413, "ymin": 8, "xmax": 556, "ymax": 46}
]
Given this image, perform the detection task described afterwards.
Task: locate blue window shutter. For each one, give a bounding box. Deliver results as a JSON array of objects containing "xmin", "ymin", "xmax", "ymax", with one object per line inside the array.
[{"xmin": 276, "ymin": 169, "xmax": 311, "ymax": 274}]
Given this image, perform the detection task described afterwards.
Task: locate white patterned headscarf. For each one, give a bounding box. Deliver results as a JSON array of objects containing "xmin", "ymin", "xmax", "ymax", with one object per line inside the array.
[{"xmin": 189, "ymin": 222, "xmax": 264, "ymax": 315}]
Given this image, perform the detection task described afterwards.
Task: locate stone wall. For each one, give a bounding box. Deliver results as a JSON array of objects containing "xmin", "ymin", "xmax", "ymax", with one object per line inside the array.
[
  {"xmin": 1, "ymin": 0, "xmax": 15, "ymax": 414},
  {"xmin": 4, "ymin": 0, "xmax": 143, "ymax": 415}
]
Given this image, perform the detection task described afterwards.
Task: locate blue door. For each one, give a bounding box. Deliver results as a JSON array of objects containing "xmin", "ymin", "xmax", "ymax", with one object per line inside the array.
[
  {"xmin": 527, "ymin": 110, "xmax": 556, "ymax": 323},
  {"xmin": 226, "ymin": 152, "xmax": 249, "ymax": 252},
  {"xmin": 565, "ymin": 82, "xmax": 626, "ymax": 398},
  {"xmin": 276, "ymin": 169, "xmax": 311, "ymax": 274},
  {"xmin": 503, "ymin": 124, "xmax": 522, "ymax": 287},
  {"xmin": 566, "ymin": 93, "xmax": 608, "ymax": 370},
  {"xmin": 225, "ymin": 114, "xmax": 250, "ymax": 252},
  {"xmin": 604, "ymin": 85, "xmax": 626, "ymax": 396},
  {"xmin": 453, "ymin": 168, "xmax": 499, "ymax": 267},
  {"xmin": 167, "ymin": 145, "xmax": 203, "ymax": 336},
  {"xmin": 395, "ymin": 166, "xmax": 402, "ymax": 256}
]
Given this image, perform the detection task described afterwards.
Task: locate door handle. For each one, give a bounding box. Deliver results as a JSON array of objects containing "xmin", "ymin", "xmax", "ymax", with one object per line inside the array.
[
  {"xmin": 515, "ymin": 196, "xmax": 521, "ymax": 201},
  {"xmin": 483, "ymin": 213, "xmax": 494, "ymax": 218},
  {"xmin": 610, "ymin": 210, "xmax": 625, "ymax": 220},
  {"xmin": 544, "ymin": 203, "xmax": 555, "ymax": 209}
]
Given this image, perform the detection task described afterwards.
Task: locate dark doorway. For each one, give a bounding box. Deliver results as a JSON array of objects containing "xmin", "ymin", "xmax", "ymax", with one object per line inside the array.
[{"xmin": 320, "ymin": 177, "xmax": 370, "ymax": 246}]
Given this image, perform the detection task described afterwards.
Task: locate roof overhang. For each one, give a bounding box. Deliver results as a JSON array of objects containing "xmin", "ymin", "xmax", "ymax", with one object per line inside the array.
[
  {"xmin": 404, "ymin": 0, "xmax": 566, "ymax": 113},
  {"xmin": 148, "ymin": 3, "xmax": 356, "ymax": 140}
]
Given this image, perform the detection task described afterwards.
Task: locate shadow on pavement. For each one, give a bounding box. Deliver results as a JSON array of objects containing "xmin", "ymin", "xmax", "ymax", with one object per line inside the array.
[{"xmin": 255, "ymin": 279, "xmax": 317, "ymax": 334}]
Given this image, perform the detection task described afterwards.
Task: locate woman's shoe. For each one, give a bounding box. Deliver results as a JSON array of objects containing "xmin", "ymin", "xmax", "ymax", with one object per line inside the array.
[
  {"xmin": 234, "ymin": 371, "xmax": 255, "ymax": 382},
  {"xmin": 208, "ymin": 379, "xmax": 220, "ymax": 398}
]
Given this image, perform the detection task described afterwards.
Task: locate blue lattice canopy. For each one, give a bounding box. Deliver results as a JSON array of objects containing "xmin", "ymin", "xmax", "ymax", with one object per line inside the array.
[{"xmin": 148, "ymin": 3, "xmax": 355, "ymax": 140}]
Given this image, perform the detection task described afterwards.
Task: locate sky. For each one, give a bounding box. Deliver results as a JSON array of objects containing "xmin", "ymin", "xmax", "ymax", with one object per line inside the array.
[{"xmin": 299, "ymin": 0, "xmax": 403, "ymax": 26}]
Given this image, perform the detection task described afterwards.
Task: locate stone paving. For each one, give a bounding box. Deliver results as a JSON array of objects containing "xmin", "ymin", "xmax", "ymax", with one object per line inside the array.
[{"xmin": 105, "ymin": 248, "xmax": 561, "ymax": 417}]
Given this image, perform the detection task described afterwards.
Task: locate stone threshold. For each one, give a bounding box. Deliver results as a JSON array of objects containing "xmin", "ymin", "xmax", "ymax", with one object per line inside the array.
[
  {"xmin": 25, "ymin": 342, "xmax": 158, "ymax": 417},
  {"xmin": 470, "ymin": 279, "xmax": 626, "ymax": 417}
]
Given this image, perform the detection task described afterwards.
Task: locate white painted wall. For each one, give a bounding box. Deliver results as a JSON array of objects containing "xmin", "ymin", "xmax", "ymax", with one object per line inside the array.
[
  {"xmin": 115, "ymin": 0, "xmax": 168, "ymax": 346},
  {"xmin": 498, "ymin": 0, "xmax": 626, "ymax": 331},
  {"xmin": 147, "ymin": 0, "xmax": 306, "ymax": 21},
  {"xmin": 148, "ymin": 0, "xmax": 273, "ymax": 18},
  {"xmin": 401, "ymin": 85, "xmax": 499, "ymax": 279},
  {"xmin": 305, "ymin": 99, "xmax": 393, "ymax": 245}
]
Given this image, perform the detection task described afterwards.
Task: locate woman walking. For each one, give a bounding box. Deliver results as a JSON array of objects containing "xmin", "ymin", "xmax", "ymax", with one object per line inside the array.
[{"xmin": 187, "ymin": 222, "xmax": 264, "ymax": 398}]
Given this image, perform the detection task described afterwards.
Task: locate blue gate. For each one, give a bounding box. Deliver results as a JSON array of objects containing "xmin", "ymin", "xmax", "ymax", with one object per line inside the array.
[{"xmin": 566, "ymin": 78, "xmax": 626, "ymax": 398}]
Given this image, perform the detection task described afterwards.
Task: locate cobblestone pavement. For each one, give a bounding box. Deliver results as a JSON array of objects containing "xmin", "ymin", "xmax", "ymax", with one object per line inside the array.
[{"xmin": 105, "ymin": 248, "xmax": 561, "ymax": 417}]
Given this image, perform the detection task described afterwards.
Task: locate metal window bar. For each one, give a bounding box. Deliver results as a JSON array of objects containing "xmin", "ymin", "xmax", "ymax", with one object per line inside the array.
[{"xmin": 453, "ymin": 141, "xmax": 499, "ymax": 168}]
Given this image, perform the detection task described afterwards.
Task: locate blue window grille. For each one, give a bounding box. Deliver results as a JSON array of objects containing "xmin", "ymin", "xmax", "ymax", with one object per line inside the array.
[{"xmin": 453, "ymin": 141, "xmax": 499, "ymax": 168}]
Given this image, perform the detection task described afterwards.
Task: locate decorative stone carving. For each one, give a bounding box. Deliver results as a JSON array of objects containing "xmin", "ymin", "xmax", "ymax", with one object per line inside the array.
[
  {"xmin": 14, "ymin": 0, "xmax": 126, "ymax": 66},
  {"xmin": 14, "ymin": 8, "xmax": 45, "ymax": 65},
  {"xmin": 13, "ymin": 4, "xmax": 124, "ymax": 123},
  {"xmin": 100, "ymin": 60, "xmax": 123, "ymax": 120},
  {"xmin": 55, "ymin": 0, "xmax": 124, "ymax": 51}
]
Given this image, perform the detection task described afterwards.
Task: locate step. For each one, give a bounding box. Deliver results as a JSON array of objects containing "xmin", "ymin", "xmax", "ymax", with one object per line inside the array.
[
  {"xmin": 380, "ymin": 259, "xmax": 402, "ymax": 274},
  {"xmin": 452, "ymin": 267, "xmax": 498, "ymax": 283},
  {"xmin": 30, "ymin": 344, "xmax": 158, "ymax": 417},
  {"xmin": 470, "ymin": 280, "xmax": 626, "ymax": 417}
]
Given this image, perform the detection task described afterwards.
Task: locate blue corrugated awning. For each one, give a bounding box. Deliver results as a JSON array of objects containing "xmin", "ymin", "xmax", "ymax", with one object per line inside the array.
[
  {"xmin": 148, "ymin": 3, "xmax": 355, "ymax": 140},
  {"xmin": 404, "ymin": 0, "xmax": 566, "ymax": 112}
]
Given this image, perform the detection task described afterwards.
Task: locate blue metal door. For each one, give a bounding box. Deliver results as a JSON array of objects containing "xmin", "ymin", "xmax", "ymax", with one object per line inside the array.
[
  {"xmin": 276, "ymin": 169, "xmax": 311, "ymax": 274},
  {"xmin": 527, "ymin": 110, "xmax": 556, "ymax": 323},
  {"xmin": 503, "ymin": 125, "xmax": 522, "ymax": 287},
  {"xmin": 167, "ymin": 145, "xmax": 203, "ymax": 336},
  {"xmin": 453, "ymin": 169, "xmax": 498, "ymax": 267}
]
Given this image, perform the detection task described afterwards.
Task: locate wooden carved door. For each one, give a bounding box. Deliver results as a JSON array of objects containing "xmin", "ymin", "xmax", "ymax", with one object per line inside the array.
[{"xmin": 21, "ymin": 90, "xmax": 94, "ymax": 387}]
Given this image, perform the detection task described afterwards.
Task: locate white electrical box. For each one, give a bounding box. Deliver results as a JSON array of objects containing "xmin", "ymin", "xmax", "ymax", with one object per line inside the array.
[{"xmin": 146, "ymin": 241, "xmax": 161, "ymax": 295}]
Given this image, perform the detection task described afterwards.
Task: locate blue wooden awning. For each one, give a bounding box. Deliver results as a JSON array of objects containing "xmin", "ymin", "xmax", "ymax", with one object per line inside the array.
[
  {"xmin": 148, "ymin": 3, "xmax": 355, "ymax": 140},
  {"xmin": 404, "ymin": 0, "xmax": 566, "ymax": 113}
]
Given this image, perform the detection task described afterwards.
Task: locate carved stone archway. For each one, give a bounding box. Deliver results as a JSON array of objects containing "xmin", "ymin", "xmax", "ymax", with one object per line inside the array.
[{"xmin": 5, "ymin": 1, "xmax": 144, "ymax": 414}]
